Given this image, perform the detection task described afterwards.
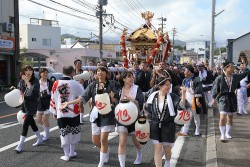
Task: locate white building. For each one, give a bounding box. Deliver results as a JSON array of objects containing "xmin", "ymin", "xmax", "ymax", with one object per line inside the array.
[
  {"xmin": 20, "ymin": 18, "xmax": 61, "ymax": 50},
  {"xmin": 186, "ymin": 41, "xmax": 210, "ymax": 61},
  {"xmin": 0, "ymin": 0, "xmax": 15, "ymax": 86},
  {"xmin": 61, "ymin": 38, "xmax": 77, "ymax": 48},
  {"xmin": 227, "ymin": 32, "xmax": 250, "ymax": 66}
]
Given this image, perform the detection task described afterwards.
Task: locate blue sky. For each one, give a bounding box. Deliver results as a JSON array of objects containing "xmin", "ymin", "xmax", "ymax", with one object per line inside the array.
[{"xmin": 19, "ymin": 0, "xmax": 250, "ymax": 47}]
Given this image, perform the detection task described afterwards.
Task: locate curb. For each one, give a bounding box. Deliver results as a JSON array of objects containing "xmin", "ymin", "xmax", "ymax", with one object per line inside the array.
[{"xmin": 206, "ymin": 107, "xmax": 218, "ymax": 167}]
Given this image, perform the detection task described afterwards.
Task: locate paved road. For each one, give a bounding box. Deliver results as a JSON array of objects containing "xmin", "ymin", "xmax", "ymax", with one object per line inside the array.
[{"xmin": 0, "ymin": 100, "xmax": 207, "ymax": 167}]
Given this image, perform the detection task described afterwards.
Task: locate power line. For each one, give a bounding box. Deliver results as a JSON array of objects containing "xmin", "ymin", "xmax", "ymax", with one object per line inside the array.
[
  {"xmin": 109, "ymin": 3, "xmax": 137, "ymax": 30},
  {"xmin": 48, "ymin": 0, "xmax": 96, "ymax": 18},
  {"xmin": 118, "ymin": 0, "xmax": 144, "ymax": 23},
  {"xmin": 136, "ymin": 0, "xmax": 147, "ymax": 11},
  {"xmin": 20, "ymin": 14, "xmax": 99, "ymax": 32},
  {"xmin": 27, "ymin": 0, "xmax": 98, "ymax": 23},
  {"xmin": 71, "ymin": 0, "xmax": 98, "ymax": 12}
]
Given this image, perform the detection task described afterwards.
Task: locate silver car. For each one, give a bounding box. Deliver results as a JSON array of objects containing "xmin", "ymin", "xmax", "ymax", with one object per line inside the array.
[{"xmin": 34, "ymin": 67, "xmax": 63, "ymax": 82}]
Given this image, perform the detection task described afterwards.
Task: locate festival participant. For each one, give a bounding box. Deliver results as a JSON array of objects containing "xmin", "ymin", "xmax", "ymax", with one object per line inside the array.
[
  {"xmin": 198, "ymin": 64, "xmax": 214, "ymax": 107},
  {"xmin": 178, "ymin": 65, "xmax": 207, "ymax": 137},
  {"xmin": 14, "ymin": 65, "xmax": 43, "ymax": 153},
  {"xmin": 145, "ymin": 77, "xmax": 188, "ymax": 167},
  {"xmin": 74, "ymin": 59, "xmax": 85, "ymax": 125},
  {"xmin": 50, "ymin": 65, "xmax": 84, "ymax": 161},
  {"xmin": 212, "ymin": 61, "xmax": 250, "ymax": 141},
  {"xmin": 149, "ymin": 61, "xmax": 167, "ymax": 88},
  {"xmin": 36, "ymin": 68, "xmax": 53, "ymax": 141},
  {"xmin": 61, "ymin": 65, "xmax": 117, "ymax": 167},
  {"xmin": 236, "ymin": 63, "xmax": 250, "ymax": 115},
  {"xmin": 115, "ymin": 71, "xmax": 144, "ymax": 167}
]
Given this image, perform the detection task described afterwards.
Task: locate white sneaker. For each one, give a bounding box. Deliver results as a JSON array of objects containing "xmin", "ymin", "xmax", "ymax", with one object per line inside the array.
[
  {"xmin": 225, "ymin": 133, "xmax": 232, "ymax": 139},
  {"xmin": 219, "ymin": 136, "xmax": 226, "ymax": 141},
  {"xmin": 69, "ymin": 152, "xmax": 77, "ymax": 158},
  {"xmin": 33, "ymin": 135, "xmax": 43, "ymax": 147},
  {"xmin": 43, "ymin": 136, "xmax": 49, "ymax": 141},
  {"xmin": 60, "ymin": 156, "xmax": 70, "ymax": 161}
]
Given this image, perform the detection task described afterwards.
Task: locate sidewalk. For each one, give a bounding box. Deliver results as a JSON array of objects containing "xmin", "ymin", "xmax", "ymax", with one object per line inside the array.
[{"xmin": 207, "ymin": 102, "xmax": 250, "ymax": 167}]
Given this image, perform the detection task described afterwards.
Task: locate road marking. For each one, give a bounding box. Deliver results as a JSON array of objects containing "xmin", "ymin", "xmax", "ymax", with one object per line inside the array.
[
  {"xmin": 0, "ymin": 114, "xmax": 90, "ymax": 152},
  {"xmin": 170, "ymin": 136, "xmax": 186, "ymax": 167},
  {"xmin": 0, "ymin": 101, "xmax": 6, "ymax": 104},
  {"xmin": 0, "ymin": 112, "xmax": 17, "ymax": 119}
]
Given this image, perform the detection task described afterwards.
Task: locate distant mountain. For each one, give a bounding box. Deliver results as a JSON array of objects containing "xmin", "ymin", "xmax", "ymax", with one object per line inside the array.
[
  {"xmin": 172, "ymin": 39, "xmax": 186, "ymax": 47},
  {"xmin": 61, "ymin": 34, "xmax": 78, "ymax": 39},
  {"xmin": 61, "ymin": 34, "xmax": 187, "ymax": 46}
]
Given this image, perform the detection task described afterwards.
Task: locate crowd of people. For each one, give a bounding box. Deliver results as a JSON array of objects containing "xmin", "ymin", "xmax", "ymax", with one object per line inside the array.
[{"xmin": 12, "ymin": 58, "xmax": 250, "ymax": 167}]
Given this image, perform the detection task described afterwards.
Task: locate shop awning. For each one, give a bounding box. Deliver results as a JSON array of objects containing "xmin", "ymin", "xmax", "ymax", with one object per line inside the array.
[{"xmin": 0, "ymin": 49, "xmax": 15, "ymax": 55}]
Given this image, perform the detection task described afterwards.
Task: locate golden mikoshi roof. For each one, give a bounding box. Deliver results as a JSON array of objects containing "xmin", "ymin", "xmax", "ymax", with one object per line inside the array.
[{"xmin": 127, "ymin": 25, "xmax": 157, "ymax": 42}]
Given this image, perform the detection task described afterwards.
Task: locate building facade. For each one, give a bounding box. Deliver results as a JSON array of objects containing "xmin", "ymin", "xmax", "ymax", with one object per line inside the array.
[
  {"xmin": 20, "ymin": 18, "xmax": 61, "ymax": 50},
  {"xmin": 186, "ymin": 41, "xmax": 210, "ymax": 61},
  {"xmin": 227, "ymin": 32, "xmax": 250, "ymax": 66},
  {"xmin": 0, "ymin": 0, "xmax": 15, "ymax": 86}
]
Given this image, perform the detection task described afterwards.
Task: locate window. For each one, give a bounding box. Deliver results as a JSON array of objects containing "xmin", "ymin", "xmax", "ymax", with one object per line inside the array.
[
  {"xmin": 32, "ymin": 38, "xmax": 36, "ymax": 42},
  {"xmin": 42, "ymin": 38, "xmax": 51, "ymax": 46}
]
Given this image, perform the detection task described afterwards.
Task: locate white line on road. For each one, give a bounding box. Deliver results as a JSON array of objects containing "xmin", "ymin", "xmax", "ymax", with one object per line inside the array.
[
  {"xmin": 0, "ymin": 112, "xmax": 185, "ymax": 166},
  {"xmin": 170, "ymin": 136, "xmax": 186, "ymax": 167},
  {"xmin": 0, "ymin": 114, "xmax": 90, "ymax": 153},
  {"xmin": 0, "ymin": 101, "xmax": 6, "ymax": 104}
]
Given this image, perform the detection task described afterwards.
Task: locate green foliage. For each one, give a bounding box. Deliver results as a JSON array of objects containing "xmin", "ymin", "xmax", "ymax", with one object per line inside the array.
[
  {"xmin": 214, "ymin": 47, "xmax": 226, "ymax": 55},
  {"xmin": 19, "ymin": 57, "xmax": 33, "ymax": 69}
]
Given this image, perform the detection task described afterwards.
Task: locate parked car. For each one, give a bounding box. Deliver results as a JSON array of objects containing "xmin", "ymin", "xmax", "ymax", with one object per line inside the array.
[{"xmin": 33, "ymin": 67, "xmax": 63, "ymax": 82}]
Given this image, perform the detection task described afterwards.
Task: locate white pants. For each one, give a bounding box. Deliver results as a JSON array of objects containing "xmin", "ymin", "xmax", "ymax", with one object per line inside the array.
[
  {"xmin": 181, "ymin": 109, "xmax": 200, "ymax": 135},
  {"xmin": 204, "ymin": 91, "xmax": 213, "ymax": 106},
  {"xmin": 91, "ymin": 123, "xmax": 115, "ymax": 135},
  {"xmin": 237, "ymin": 87, "xmax": 248, "ymax": 114}
]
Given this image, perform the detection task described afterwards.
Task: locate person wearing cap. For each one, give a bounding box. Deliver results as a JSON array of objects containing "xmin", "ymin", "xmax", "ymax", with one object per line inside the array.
[
  {"xmin": 73, "ymin": 59, "xmax": 85, "ymax": 125},
  {"xmin": 178, "ymin": 65, "xmax": 207, "ymax": 137},
  {"xmin": 61, "ymin": 65, "xmax": 117, "ymax": 167},
  {"xmin": 212, "ymin": 61, "xmax": 250, "ymax": 141}
]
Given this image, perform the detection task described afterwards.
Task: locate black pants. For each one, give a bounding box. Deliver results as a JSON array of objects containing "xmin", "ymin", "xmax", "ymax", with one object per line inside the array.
[{"xmin": 21, "ymin": 115, "xmax": 38, "ymax": 137}]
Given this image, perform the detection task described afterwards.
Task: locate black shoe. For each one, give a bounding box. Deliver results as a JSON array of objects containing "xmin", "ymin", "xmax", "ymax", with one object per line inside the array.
[
  {"xmin": 236, "ymin": 113, "xmax": 242, "ymax": 116},
  {"xmin": 79, "ymin": 123, "xmax": 84, "ymax": 125}
]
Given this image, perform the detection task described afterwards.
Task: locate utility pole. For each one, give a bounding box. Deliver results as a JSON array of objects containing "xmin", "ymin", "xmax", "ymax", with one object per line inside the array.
[
  {"xmin": 13, "ymin": 0, "xmax": 20, "ymax": 86},
  {"xmin": 210, "ymin": 0, "xmax": 215, "ymax": 68},
  {"xmin": 210, "ymin": 0, "xmax": 225, "ymax": 68},
  {"xmin": 98, "ymin": 4, "xmax": 103, "ymax": 59},
  {"xmin": 172, "ymin": 27, "xmax": 177, "ymax": 62},
  {"xmin": 97, "ymin": 0, "xmax": 108, "ymax": 59},
  {"xmin": 158, "ymin": 16, "xmax": 167, "ymax": 61}
]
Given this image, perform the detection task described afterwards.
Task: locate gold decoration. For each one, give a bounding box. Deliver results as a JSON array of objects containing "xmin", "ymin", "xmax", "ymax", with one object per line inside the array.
[{"xmin": 141, "ymin": 11, "xmax": 154, "ymax": 20}]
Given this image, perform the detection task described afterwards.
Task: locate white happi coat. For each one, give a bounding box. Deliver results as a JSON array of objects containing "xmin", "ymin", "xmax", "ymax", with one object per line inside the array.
[
  {"xmin": 50, "ymin": 79, "xmax": 84, "ymax": 118},
  {"xmin": 50, "ymin": 77, "xmax": 84, "ymax": 147}
]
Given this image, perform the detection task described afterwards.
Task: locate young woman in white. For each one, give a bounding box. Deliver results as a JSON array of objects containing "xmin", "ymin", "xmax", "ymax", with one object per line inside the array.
[
  {"xmin": 115, "ymin": 71, "xmax": 144, "ymax": 167},
  {"xmin": 36, "ymin": 68, "xmax": 53, "ymax": 141}
]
